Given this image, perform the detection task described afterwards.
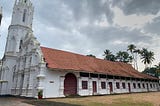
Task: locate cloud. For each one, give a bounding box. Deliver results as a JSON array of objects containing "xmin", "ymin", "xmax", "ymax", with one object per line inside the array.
[
  {"xmin": 34, "ymin": 0, "xmax": 76, "ymax": 31},
  {"xmin": 143, "ymin": 16, "xmax": 160, "ymax": 35},
  {"xmin": 34, "ymin": 0, "xmax": 114, "ymax": 32},
  {"xmin": 79, "ymin": 25, "xmax": 152, "ymax": 46},
  {"xmin": 62, "ymin": 0, "xmax": 114, "ymax": 24},
  {"xmin": 1, "ymin": 0, "xmax": 160, "ymax": 71},
  {"xmin": 22, "ymin": 0, "xmax": 160, "ymax": 72},
  {"xmin": 112, "ymin": 0, "xmax": 160, "ymax": 15}
]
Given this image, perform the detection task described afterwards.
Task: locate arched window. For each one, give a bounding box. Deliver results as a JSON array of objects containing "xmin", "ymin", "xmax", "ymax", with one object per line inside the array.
[
  {"xmin": 10, "ymin": 36, "xmax": 16, "ymax": 52},
  {"xmin": 22, "ymin": 9, "xmax": 27, "ymax": 22},
  {"xmin": 3, "ymin": 67, "xmax": 9, "ymax": 80},
  {"xmin": 19, "ymin": 40, "xmax": 23, "ymax": 49},
  {"xmin": 12, "ymin": 66, "xmax": 16, "ymax": 82}
]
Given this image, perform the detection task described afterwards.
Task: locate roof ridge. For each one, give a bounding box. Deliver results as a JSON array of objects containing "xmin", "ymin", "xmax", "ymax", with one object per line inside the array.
[
  {"xmin": 40, "ymin": 46, "xmax": 158, "ymax": 80},
  {"xmin": 40, "ymin": 46, "xmax": 130, "ymax": 66}
]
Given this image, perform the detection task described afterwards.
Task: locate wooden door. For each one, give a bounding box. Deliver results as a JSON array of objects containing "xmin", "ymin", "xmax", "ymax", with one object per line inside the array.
[
  {"xmin": 128, "ymin": 83, "xmax": 131, "ymax": 92},
  {"xmin": 146, "ymin": 83, "xmax": 149, "ymax": 91},
  {"xmin": 92, "ymin": 81, "xmax": 97, "ymax": 94},
  {"xmin": 64, "ymin": 73, "xmax": 77, "ymax": 95},
  {"xmin": 108, "ymin": 82, "xmax": 113, "ymax": 93}
]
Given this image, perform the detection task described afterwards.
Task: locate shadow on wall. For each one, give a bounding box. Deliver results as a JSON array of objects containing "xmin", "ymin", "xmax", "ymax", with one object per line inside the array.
[{"xmin": 23, "ymin": 100, "xmax": 81, "ymax": 106}]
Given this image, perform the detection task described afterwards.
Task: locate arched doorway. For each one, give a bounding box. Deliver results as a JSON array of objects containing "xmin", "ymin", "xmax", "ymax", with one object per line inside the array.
[{"xmin": 64, "ymin": 73, "xmax": 77, "ymax": 95}]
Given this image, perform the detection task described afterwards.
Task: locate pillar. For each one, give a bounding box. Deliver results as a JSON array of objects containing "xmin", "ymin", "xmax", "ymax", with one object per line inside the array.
[{"xmin": 59, "ymin": 76, "xmax": 65, "ymax": 97}]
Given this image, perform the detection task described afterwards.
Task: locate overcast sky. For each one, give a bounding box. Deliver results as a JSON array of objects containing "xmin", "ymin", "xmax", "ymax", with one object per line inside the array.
[{"xmin": 0, "ymin": 0, "xmax": 160, "ymax": 71}]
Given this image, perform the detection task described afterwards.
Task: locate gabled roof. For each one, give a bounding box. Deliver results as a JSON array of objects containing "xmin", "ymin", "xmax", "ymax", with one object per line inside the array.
[{"xmin": 41, "ymin": 46, "xmax": 158, "ymax": 80}]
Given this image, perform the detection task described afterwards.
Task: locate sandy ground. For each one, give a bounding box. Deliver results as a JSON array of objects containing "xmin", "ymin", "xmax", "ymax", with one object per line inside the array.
[
  {"xmin": 0, "ymin": 92, "xmax": 159, "ymax": 106},
  {"xmin": 0, "ymin": 97, "xmax": 33, "ymax": 106},
  {"xmin": 47, "ymin": 92, "xmax": 160, "ymax": 106}
]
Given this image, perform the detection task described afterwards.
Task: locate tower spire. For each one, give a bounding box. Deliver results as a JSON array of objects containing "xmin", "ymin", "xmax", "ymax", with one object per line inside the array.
[
  {"xmin": 16, "ymin": 0, "xmax": 32, "ymax": 6},
  {"xmin": 5, "ymin": 0, "xmax": 34, "ymax": 54},
  {"xmin": 11, "ymin": 0, "xmax": 34, "ymax": 28}
]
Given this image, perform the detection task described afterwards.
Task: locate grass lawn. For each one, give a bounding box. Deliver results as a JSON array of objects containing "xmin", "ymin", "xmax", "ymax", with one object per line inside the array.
[{"xmin": 23, "ymin": 92, "xmax": 160, "ymax": 106}]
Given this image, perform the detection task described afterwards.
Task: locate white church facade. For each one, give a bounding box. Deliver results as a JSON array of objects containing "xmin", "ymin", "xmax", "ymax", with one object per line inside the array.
[{"xmin": 0, "ymin": 0, "xmax": 159, "ymax": 98}]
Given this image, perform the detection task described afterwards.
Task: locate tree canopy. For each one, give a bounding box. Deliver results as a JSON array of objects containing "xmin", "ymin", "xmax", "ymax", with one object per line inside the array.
[
  {"xmin": 86, "ymin": 54, "xmax": 96, "ymax": 58},
  {"xmin": 116, "ymin": 51, "xmax": 133, "ymax": 63},
  {"xmin": 140, "ymin": 48, "xmax": 155, "ymax": 68},
  {"xmin": 142, "ymin": 63, "xmax": 160, "ymax": 78},
  {"xmin": 103, "ymin": 44, "xmax": 156, "ymax": 71},
  {"xmin": 103, "ymin": 49, "xmax": 116, "ymax": 61}
]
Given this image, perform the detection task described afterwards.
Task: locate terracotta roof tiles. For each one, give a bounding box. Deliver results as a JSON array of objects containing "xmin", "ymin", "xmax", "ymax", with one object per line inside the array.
[{"xmin": 41, "ymin": 46, "xmax": 158, "ymax": 80}]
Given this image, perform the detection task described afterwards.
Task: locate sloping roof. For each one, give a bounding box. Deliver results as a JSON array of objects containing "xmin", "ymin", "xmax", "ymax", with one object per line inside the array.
[{"xmin": 41, "ymin": 46, "xmax": 158, "ymax": 80}]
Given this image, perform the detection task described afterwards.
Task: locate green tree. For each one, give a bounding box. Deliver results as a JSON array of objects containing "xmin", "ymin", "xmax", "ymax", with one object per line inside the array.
[
  {"xmin": 142, "ymin": 67, "xmax": 157, "ymax": 77},
  {"xmin": 140, "ymin": 48, "xmax": 155, "ymax": 68},
  {"xmin": 116, "ymin": 51, "xmax": 133, "ymax": 63},
  {"xmin": 127, "ymin": 44, "xmax": 136, "ymax": 68},
  {"xmin": 154, "ymin": 62, "xmax": 160, "ymax": 77},
  {"xmin": 103, "ymin": 49, "xmax": 116, "ymax": 61},
  {"xmin": 127, "ymin": 44, "xmax": 136, "ymax": 54},
  {"xmin": 142, "ymin": 62, "xmax": 160, "ymax": 78},
  {"xmin": 86, "ymin": 54, "xmax": 96, "ymax": 58},
  {"xmin": 154, "ymin": 63, "xmax": 160, "ymax": 70}
]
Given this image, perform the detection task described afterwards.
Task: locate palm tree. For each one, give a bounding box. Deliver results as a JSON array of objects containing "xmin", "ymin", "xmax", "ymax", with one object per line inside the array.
[
  {"xmin": 116, "ymin": 51, "xmax": 133, "ymax": 63},
  {"xmin": 108, "ymin": 54, "xmax": 116, "ymax": 62},
  {"xmin": 133, "ymin": 49, "xmax": 141, "ymax": 70},
  {"xmin": 148, "ymin": 51, "xmax": 155, "ymax": 66},
  {"xmin": 127, "ymin": 44, "xmax": 136, "ymax": 68},
  {"xmin": 104, "ymin": 49, "xmax": 112, "ymax": 56},
  {"xmin": 116, "ymin": 51, "xmax": 124, "ymax": 62},
  {"xmin": 140, "ymin": 48, "xmax": 155, "ymax": 69},
  {"xmin": 127, "ymin": 44, "xmax": 136, "ymax": 53},
  {"xmin": 103, "ymin": 49, "xmax": 116, "ymax": 61}
]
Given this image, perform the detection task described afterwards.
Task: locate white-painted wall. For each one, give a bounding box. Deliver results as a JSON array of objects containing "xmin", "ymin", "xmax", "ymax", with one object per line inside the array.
[
  {"xmin": 0, "ymin": 0, "xmax": 159, "ymax": 99},
  {"xmin": 41, "ymin": 72, "xmax": 159, "ymax": 98}
]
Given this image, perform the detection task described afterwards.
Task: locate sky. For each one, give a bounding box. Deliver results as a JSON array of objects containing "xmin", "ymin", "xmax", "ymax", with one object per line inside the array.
[{"xmin": 0, "ymin": 0, "xmax": 160, "ymax": 71}]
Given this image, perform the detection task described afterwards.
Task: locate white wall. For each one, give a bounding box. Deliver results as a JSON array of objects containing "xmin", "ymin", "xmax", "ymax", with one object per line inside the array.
[{"xmin": 77, "ymin": 77, "xmax": 160, "ymax": 97}]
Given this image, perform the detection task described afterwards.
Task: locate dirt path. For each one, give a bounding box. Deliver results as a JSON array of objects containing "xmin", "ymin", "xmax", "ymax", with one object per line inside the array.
[
  {"xmin": 47, "ymin": 92, "xmax": 160, "ymax": 106},
  {"xmin": 0, "ymin": 97, "xmax": 33, "ymax": 106},
  {"xmin": 0, "ymin": 92, "xmax": 160, "ymax": 106}
]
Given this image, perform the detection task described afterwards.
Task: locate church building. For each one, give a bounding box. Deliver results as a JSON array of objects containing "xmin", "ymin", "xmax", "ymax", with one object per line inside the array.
[{"xmin": 0, "ymin": 0, "xmax": 159, "ymax": 98}]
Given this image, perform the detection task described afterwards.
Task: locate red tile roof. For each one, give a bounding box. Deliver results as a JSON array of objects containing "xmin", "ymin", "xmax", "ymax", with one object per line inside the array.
[{"xmin": 41, "ymin": 46, "xmax": 158, "ymax": 80}]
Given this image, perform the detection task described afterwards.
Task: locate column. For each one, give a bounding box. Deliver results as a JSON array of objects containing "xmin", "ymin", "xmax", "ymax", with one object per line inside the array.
[
  {"xmin": 36, "ymin": 62, "xmax": 46, "ymax": 98},
  {"xmin": 88, "ymin": 78, "xmax": 92, "ymax": 95},
  {"xmin": 59, "ymin": 76, "xmax": 65, "ymax": 97},
  {"xmin": 77, "ymin": 77, "xmax": 82, "ymax": 95},
  {"xmin": 98, "ymin": 78, "xmax": 101, "ymax": 94}
]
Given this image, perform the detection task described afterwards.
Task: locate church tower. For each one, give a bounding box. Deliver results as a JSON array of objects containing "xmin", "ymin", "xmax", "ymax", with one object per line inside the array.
[
  {"xmin": 5, "ymin": 0, "xmax": 34, "ymax": 54},
  {"xmin": 0, "ymin": 0, "xmax": 34, "ymax": 95}
]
